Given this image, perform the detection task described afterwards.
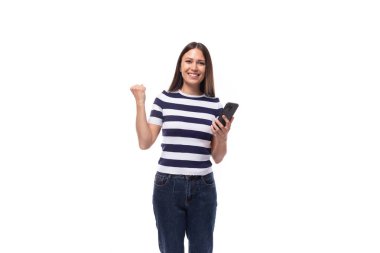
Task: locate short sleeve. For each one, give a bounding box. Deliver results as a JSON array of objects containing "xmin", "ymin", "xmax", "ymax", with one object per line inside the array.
[
  {"xmin": 215, "ymin": 101, "xmax": 223, "ymax": 118},
  {"xmin": 148, "ymin": 95, "xmax": 164, "ymax": 126}
]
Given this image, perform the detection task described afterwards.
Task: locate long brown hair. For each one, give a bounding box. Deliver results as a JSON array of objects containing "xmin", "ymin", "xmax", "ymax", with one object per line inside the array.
[{"xmin": 168, "ymin": 42, "xmax": 215, "ymax": 97}]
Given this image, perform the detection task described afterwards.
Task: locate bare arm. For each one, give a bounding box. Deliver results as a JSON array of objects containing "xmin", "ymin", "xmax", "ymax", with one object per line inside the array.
[
  {"xmin": 130, "ymin": 84, "xmax": 161, "ymax": 150},
  {"xmin": 210, "ymin": 115, "xmax": 234, "ymax": 163}
]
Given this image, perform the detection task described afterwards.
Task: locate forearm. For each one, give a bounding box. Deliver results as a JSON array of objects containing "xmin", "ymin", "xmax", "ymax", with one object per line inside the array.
[
  {"xmin": 211, "ymin": 138, "xmax": 227, "ymax": 164},
  {"xmin": 135, "ymin": 102, "xmax": 153, "ymax": 149}
]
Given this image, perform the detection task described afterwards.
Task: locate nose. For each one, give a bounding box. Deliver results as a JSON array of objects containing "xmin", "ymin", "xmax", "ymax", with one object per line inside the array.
[{"xmin": 191, "ymin": 62, "xmax": 198, "ymax": 70}]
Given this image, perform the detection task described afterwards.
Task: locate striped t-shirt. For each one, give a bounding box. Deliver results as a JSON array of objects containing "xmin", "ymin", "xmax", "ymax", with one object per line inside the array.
[{"xmin": 148, "ymin": 90, "xmax": 223, "ymax": 175}]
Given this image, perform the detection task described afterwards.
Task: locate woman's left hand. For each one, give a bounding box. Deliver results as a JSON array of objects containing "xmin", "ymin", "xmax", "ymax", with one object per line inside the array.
[{"xmin": 211, "ymin": 115, "xmax": 234, "ymax": 141}]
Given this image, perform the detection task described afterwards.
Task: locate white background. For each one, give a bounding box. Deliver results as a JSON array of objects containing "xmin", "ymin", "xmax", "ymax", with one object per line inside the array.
[{"xmin": 1, "ymin": 0, "xmax": 379, "ymax": 252}]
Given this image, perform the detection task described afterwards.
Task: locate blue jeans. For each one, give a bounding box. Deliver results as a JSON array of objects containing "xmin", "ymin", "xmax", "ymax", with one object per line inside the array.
[{"xmin": 152, "ymin": 171, "xmax": 217, "ymax": 253}]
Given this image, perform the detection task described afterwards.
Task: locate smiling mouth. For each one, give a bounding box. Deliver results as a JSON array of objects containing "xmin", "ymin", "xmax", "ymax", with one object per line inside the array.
[{"xmin": 188, "ymin": 73, "xmax": 200, "ymax": 78}]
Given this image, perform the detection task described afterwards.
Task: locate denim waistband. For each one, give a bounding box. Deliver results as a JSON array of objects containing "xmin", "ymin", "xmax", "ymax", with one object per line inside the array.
[{"xmin": 156, "ymin": 171, "xmax": 211, "ymax": 180}]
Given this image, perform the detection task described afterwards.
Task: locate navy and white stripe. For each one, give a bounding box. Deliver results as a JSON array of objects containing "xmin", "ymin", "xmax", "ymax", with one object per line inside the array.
[{"xmin": 148, "ymin": 90, "xmax": 223, "ymax": 175}]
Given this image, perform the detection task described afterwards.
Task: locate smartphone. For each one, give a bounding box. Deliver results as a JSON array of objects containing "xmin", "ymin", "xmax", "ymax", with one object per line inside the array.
[{"xmin": 217, "ymin": 102, "xmax": 239, "ymax": 127}]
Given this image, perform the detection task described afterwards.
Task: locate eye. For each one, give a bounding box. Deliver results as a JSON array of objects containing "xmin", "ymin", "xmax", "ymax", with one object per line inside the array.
[
  {"xmin": 185, "ymin": 60, "xmax": 192, "ymax": 63},
  {"xmin": 198, "ymin": 61, "xmax": 206, "ymax": 66}
]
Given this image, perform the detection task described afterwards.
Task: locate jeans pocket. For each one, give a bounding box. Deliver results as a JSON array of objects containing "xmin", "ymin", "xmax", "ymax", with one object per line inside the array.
[
  {"xmin": 154, "ymin": 172, "xmax": 170, "ymax": 187},
  {"xmin": 201, "ymin": 172, "xmax": 215, "ymax": 186}
]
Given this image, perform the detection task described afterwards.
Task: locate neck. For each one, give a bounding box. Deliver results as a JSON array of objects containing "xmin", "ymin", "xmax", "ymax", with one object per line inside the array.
[{"xmin": 180, "ymin": 85, "xmax": 202, "ymax": 96}]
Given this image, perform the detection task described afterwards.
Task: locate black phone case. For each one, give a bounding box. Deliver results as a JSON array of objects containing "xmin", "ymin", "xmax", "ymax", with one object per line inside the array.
[{"xmin": 218, "ymin": 102, "xmax": 239, "ymax": 126}]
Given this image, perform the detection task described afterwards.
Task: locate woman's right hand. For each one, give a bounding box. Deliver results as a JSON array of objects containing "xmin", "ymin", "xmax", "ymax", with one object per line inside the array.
[{"xmin": 130, "ymin": 84, "xmax": 146, "ymax": 105}]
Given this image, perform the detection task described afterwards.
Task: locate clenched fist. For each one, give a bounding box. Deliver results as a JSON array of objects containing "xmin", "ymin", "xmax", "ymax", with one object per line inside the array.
[{"xmin": 130, "ymin": 84, "xmax": 146, "ymax": 105}]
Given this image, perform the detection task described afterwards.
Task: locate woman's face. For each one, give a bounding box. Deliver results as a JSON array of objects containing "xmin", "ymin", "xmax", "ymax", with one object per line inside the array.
[{"xmin": 180, "ymin": 48, "xmax": 206, "ymax": 88}]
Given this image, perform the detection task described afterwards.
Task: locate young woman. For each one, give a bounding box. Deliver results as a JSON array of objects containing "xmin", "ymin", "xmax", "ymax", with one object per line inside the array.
[{"xmin": 130, "ymin": 42, "xmax": 234, "ymax": 253}]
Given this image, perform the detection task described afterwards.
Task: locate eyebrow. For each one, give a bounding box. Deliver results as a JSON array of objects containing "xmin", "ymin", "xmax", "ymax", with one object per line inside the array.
[{"xmin": 184, "ymin": 57, "xmax": 205, "ymax": 62}]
